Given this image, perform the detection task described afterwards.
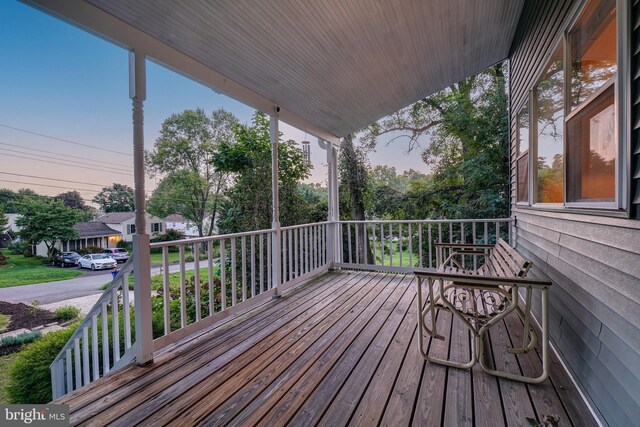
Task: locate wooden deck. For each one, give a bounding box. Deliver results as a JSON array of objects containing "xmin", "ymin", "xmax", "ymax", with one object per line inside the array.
[{"xmin": 57, "ymin": 271, "xmax": 596, "ymax": 426}]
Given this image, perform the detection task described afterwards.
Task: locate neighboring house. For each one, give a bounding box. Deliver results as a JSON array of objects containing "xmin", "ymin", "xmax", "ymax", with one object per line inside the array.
[
  {"xmin": 0, "ymin": 232, "xmax": 11, "ymax": 249},
  {"xmin": 5, "ymin": 213, "xmax": 48, "ymax": 257},
  {"xmin": 97, "ymin": 212, "xmax": 165, "ymax": 242},
  {"xmin": 164, "ymin": 214, "xmax": 204, "ymax": 238},
  {"xmin": 62, "ymin": 221, "xmax": 122, "ymax": 252}
]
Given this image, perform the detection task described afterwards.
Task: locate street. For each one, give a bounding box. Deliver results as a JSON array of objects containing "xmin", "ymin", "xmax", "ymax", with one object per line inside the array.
[{"xmin": 0, "ymin": 262, "xmax": 195, "ymax": 305}]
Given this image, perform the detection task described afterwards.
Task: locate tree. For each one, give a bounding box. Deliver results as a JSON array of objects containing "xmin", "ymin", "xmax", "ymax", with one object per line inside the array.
[
  {"xmin": 93, "ymin": 183, "xmax": 135, "ymax": 213},
  {"xmin": 0, "ymin": 205, "xmax": 7, "ymax": 265},
  {"xmin": 16, "ymin": 199, "xmax": 79, "ymax": 257},
  {"xmin": 0, "ymin": 188, "xmax": 44, "ymax": 213},
  {"xmin": 339, "ymin": 134, "xmax": 373, "ymax": 262},
  {"xmin": 55, "ymin": 191, "xmax": 95, "ymax": 221},
  {"xmin": 361, "ymin": 63, "xmax": 509, "ymax": 220},
  {"xmin": 0, "ymin": 205, "xmax": 7, "ymax": 234},
  {"xmin": 212, "ymin": 112, "xmax": 311, "ymax": 233},
  {"xmin": 146, "ymin": 108, "xmax": 237, "ymax": 236}
]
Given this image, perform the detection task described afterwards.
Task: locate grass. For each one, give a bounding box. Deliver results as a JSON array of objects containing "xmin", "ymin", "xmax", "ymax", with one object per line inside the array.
[
  {"xmin": 0, "ymin": 255, "xmax": 84, "ymax": 288},
  {"xmin": 0, "ymin": 315, "xmax": 8, "ymax": 333},
  {"xmin": 0, "ymin": 353, "xmax": 18, "ymax": 404},
  {"xmin": 100, "ymin": 266, "xmax": 221, "ymax": 291},
  {"xmin": 149, "ymin": 251, "xmax": 181, "ymax": 266}
]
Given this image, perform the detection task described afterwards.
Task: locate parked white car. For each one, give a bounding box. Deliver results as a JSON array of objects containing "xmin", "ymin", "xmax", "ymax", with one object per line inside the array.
[{"xmin": 78, "ymin": 254, "xmax": 118, "ymax": 271}]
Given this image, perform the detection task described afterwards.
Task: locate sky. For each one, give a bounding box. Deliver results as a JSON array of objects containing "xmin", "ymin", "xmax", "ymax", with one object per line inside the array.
[{"xmin": 0, "ymin": 1, "xmax": 427, "ymax": 204}]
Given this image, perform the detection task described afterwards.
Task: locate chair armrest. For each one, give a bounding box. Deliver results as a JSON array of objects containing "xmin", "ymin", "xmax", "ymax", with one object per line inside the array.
[{"xmin": 413, "ymin": 269, "xmax": 552, "ymax": 289}]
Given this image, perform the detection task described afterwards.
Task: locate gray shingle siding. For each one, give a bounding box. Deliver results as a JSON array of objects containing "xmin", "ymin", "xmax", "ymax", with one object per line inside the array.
[{"xmin": 510, "ymin": 1, "xmax": 640, "ymax": 425}]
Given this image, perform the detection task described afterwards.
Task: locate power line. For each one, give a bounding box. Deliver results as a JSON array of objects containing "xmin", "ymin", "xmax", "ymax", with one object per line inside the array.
[
  {"xmin": 0, "ymin": 172, "xmax": 107, "ymax": 187},
  {"xmin": 0, "ymin": 123, "xmax": 133, "ymax": 157},
  {"xmin": 4, "ymin": 153, "xmax": 134, "ymax": 176},
  {"xmin": 2, "ymin": 147, "xmax": 132, "ymax": 174},
  {"xmin": 0, "ymin": 142, "xmax": 133, "ymax": 170},
  {"xmin": 0, "ymin": 179, "xmax": 100, "ymax": 193}
]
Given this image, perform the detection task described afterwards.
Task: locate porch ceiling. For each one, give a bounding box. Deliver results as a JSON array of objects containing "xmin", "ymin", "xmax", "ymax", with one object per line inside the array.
[{"xmin": 28, "ymin": 0, "xmax": 523, "ymax": 140}]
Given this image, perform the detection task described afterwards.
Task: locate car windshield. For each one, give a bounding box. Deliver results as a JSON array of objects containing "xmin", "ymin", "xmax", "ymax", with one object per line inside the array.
[
  {"xmin": 92, "ymin": 254, "xmax": 108, "ymax": 259},
  {"xmin": 62, "ymin": 252, "xmax": 75, "ymax": 256}
]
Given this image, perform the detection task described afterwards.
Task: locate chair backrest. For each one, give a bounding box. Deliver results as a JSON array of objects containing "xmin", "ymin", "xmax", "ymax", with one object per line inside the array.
[{"xmin": 480, "ymin": 238, "xmax": 532, "ymax": 278}]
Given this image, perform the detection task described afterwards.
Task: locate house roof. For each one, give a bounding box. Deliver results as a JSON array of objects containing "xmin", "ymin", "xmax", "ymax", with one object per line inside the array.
[
  {"xmin": 165, "ymin": 214, "xmax": 186, "ymax": 223},
  {"xmin": 30, "ymin": 0, "xmax": 524, "ymax": 141},
  {"xmin": 97, "ymin": 212, "xmax": 135, "ymax": 224},
  {"xmin": 75, "ymin": 222, "xmax": 122, "ymax": 238}
]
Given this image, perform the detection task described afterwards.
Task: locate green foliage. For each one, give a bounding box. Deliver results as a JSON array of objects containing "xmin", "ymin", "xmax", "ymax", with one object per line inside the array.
[
  {"xmin": 77, "ymin": 246, "xmax": 104, "ymax": 255},
  {"xmin": 213, "ymin": 112, "xmax": 313, "ymax": 233},
  {"xmin": 16, "ymin": 199, "xmax": 80, "ymax": 256},
  {"xmin": 0, "ymin": 331, "xmax": 42, "ymax": 348},
  {"xmin": 54, "ymin": 306, "xmax": 81, "ymax": 321},
  {"xmin": 93, "ymin": 183, "xmax": 135, "ymax": 213},
  {"xmin": 0, "ymin": 188, "xmax": 45, "ymax": 214},
  {"xmin": 6, "ymin": 326, "xmax": 76, "ymax": 403},
  {"xmin": 147, "ymin": 108, "xmax": 237, "ymax": 236},
  {"xmin": 361, "ymin": 63, "xmax": 509, "ymax": 220},
  {"xmin": 0, "ymin": 314, "xmax": 8, "ymax": 333},
  {"xmin": 0, "ymin": 205, "xmax": 8, "ymax": 234},
  {"xmin": 6, "ymin": 241, "xmax": 27, "ymax": 256},
  {"xmin": 116, "ymin": 240, "xmax": 132, "ymax": 250},
  {"xmin": 54, "ymin": 191, "xmax": 95, "ymax": 221}
]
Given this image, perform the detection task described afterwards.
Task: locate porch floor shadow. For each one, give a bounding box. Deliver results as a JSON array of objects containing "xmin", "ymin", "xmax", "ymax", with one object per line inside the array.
[{"xmin": 56, "ymin": 270, "xmax": 596, "ymax": 426}]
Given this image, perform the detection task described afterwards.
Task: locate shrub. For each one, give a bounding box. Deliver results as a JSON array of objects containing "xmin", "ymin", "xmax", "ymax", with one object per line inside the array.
[
  {"xmin": 0, "ymin": 330, "xmax": 42, "ymax": 347},
  {"xmin": 0, "ymin": 250, "xmax": 8, "ymax": 266},
  {"xmin": 116, "ymin": 240, "xmax": 132, "ymax": 251},
  {"xmin": 184, "ymin": 252, "xmax": 209, "ymax": 262},
  {"xmin": 6, "ymin": 325, "xmax": 76, "ymax": 403},
  {"xmin": 7, "ymin": 241, "xmax": 27, "ymax": 255},
  {"xmin": 54, "ymin": 305, "xmax": 81, "ymax": 321},
  {"xmin": 77, "ymin": 246, "xmax": 104, "ymax": 255}
]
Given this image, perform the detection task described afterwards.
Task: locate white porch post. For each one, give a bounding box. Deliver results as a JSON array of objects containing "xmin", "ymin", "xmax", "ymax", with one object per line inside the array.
[
  {"xmin": 270, "ymin": 109, "xmax": 281, "ymax": 296},
  {"xmin": 319, "ymin": 139, "xmax": 341, "ymax": 266},
  {"xmin": 129, "ymin": 50, "xmax": 154, "ymax": 365}
]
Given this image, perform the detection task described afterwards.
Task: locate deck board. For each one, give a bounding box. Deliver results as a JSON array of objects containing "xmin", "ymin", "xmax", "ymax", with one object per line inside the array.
[{"xmin": 58, "ymin": 271, "xmax": 597, "ymax": 427}]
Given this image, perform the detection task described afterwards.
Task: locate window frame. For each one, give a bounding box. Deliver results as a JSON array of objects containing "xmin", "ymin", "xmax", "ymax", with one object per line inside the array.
[
  {"xmin": 516, "ymin": 95, "xmax": 531, "ymax": 206},
  {"xmin": 516, "ymin": 0, "xmax": 629, "ymax": 215}
]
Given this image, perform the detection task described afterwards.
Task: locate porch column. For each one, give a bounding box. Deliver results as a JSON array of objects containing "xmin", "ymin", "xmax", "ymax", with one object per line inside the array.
[
  {"xmin": 270, "ymin": 109, "xmax": 281, "ymax": 297},
  {"xmin": 319, "ymin": 139, "xmax": 341, "ymax": 266},
  {"xmin": 129, "ymin": 50, "xmax": 154, "ymax": 365}
]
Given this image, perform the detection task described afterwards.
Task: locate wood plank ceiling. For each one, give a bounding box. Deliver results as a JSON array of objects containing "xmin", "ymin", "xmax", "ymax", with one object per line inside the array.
[{"xmin": 87, "ymin": 0, "xmax": 524, "ymax": 138}]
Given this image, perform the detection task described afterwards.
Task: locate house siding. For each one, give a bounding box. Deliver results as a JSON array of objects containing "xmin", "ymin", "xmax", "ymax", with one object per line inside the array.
[{"xmin": 510, "ymin": 1, "xmax": 640, "ymax": 426}]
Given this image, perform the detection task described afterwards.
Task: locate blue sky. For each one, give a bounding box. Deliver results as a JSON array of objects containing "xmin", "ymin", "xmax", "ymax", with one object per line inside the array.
[{"xmin": 0, "ymin": 1, "xmax": 426, "ymax": 202}]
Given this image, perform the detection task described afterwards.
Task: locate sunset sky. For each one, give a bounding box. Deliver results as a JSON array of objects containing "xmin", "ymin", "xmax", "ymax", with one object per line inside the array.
[{"xmin": 0, "ymin": 1, "xmax": 427, "ymax": 204}]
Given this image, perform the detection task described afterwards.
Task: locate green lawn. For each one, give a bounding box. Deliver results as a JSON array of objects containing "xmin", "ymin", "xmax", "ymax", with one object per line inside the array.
[
  {"xmin": 101, "ymin": 266, "xmax": 221, "ymax": 291},
  {"xmin": 0, "ymin": 255, "xmax": 84, "ymax": 288},
  {"xmin": 0, "ymin": 315, "xmax": 8, "ymax": 333},
  {"xmin": 149, "ymin": 251, "xmax": 181, "ymax": 266},
  {"xmin": 0, "ymin": 353, "xmax": 18, "ymax": 404}
]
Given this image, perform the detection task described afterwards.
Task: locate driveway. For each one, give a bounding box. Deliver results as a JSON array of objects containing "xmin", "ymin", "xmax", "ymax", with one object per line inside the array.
[{"xmin": 0, "ymin": 262, "xmax": 195, "ymax": 305}]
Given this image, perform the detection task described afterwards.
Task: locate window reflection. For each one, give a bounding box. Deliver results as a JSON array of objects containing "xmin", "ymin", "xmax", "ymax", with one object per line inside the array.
[
  {"xmin": 567, "ymin": 85, "xmax": 616, "ymax": 202},
  {"xmin": 570, "ymin": 0, "xmax": 617, "ymax": 108},
  {"xmin": 536, "ymin": 45, "xmax": 564, "ymax": 203}
]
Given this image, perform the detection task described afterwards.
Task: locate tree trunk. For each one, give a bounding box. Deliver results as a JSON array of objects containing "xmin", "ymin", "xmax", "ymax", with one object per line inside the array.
[{"xmin": 342, "ymin": 134, "xmax": 374, "ymax": 264}]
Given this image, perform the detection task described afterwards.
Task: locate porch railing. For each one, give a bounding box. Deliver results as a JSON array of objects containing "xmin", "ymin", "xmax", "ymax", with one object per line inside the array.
[
  {"xmin": 51, "ymin": 218, "xmax": 510, "ymax": 398},
  {"xmin": 50, "ymin": 258, "xmax": 136, "ymax": 399},
  {"xmin": 336, "ymin": 219, "xmax": 512, "ymax": 272}
]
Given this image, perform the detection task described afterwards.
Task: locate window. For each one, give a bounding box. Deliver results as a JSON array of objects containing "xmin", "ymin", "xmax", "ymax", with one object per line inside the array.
[
  {"xmin": 566, "ymin": 0, "xmax": 617, "ymax": 203},
  {"xmin": 535, "ymin": 44, "xmax": 564, "ymax": 203},
  {"xmin": 151, "ymin": 223, "xmax": 163, "ymax": 233},
  {"xmin": 516, "ymin": 101, "xmax": 530, "ymax": 203},
  {"xmin": 127, "ymin": 224, "xmax": 136, "ymax": 234}
]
